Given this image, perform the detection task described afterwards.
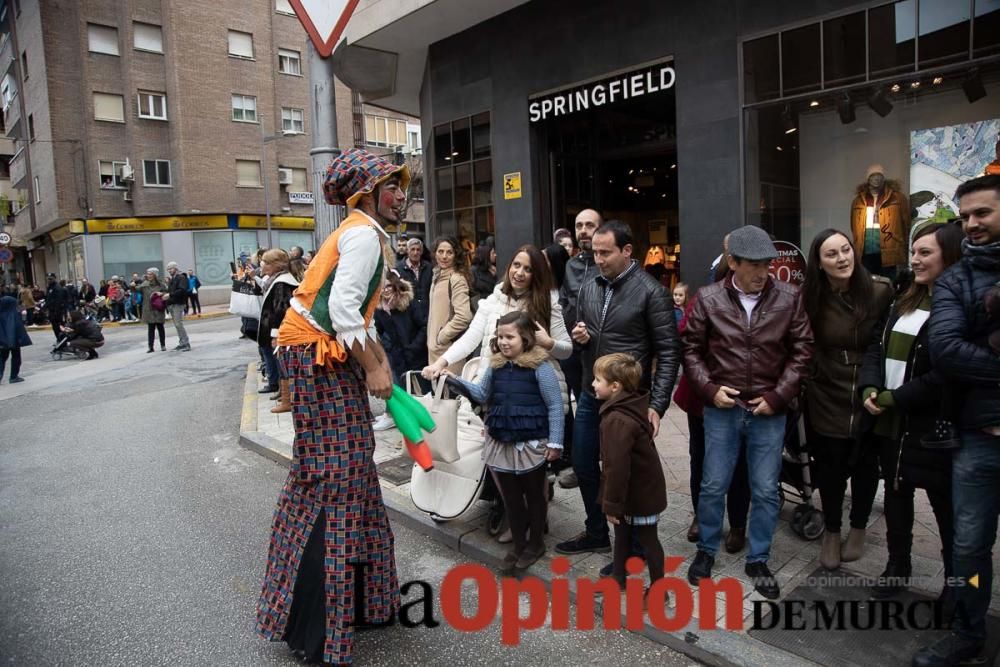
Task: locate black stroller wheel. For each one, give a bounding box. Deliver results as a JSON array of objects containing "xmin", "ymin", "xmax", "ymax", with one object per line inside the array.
[{"xmin": 800, "ymin": 509, "xmax": 825, "ymax": 540}]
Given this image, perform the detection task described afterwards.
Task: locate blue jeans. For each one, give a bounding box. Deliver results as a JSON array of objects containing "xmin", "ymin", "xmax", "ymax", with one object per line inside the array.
[
  {"xmin": 571, "ymin": 390, "xmax": 608, "ymax": 540},
  {"xmin": 260, "ymin": 343, "xmax": 280, "ymax": 388},
  {"xmin": 698, "ymin": 406, "xmax": 786, "ymax": 563},
  {"xmin": 951, "ymin": 430, "xmax": 1000, "ymax": 643}
]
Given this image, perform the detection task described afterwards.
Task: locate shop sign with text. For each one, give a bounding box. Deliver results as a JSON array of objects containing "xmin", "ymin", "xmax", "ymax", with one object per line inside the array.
[
  {"xmin": 529, "ymin": 60, "xmax": 675, "ymax": 123},
  {"xmin": 288, "ymin": 191, "xmax": 315, "ymax": 205}
]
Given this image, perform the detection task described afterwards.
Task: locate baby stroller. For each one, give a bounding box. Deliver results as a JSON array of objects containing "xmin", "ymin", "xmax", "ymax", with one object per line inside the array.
[
  {"xmin": 407, "ymin": 359, "xmax": 494, "ymax": 522},
  {"xmin": 779, "ymin": 405, "xmax": 825, "ymax": 540},
  {"xmin": 51, "ymin": 335, "xmax": 89, "ymax": 360}
]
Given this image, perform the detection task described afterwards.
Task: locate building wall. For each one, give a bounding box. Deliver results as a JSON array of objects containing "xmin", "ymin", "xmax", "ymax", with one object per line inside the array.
[{"xmin": 422, "ymin": 0, "xmax": 863, "ymax": 283}]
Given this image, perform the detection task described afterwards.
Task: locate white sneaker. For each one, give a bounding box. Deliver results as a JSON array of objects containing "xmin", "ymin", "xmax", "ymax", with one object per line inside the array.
[{"xmin": 372, "ymin": 414, "xmax": 396, "ymax": 431}]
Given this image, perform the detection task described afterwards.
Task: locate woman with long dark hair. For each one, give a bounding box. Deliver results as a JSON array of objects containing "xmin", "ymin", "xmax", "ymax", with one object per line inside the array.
[
  {"xmin": 427, "ymin": 236, "xmax": 474, "ymax": 375},
  {"xmin": 802, "ymin": 228, "xmax": 894, "ymax": 570},
  {"xmin": 860, "ymin": 221, "xmax": 964, "ymax": 605},
  {"xmin": 542, "ymin": 242, "xmax": 570, "ymax": 290},
  {"xmin": 470, "ymin": 244, "xmax": 498, "ymax": 307}
]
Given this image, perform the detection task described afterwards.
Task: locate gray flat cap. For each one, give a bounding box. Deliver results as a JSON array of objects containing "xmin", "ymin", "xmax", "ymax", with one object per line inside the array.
[{"xmin": 728, "ymin": 225, "xmax": 777, "ymax": 261}]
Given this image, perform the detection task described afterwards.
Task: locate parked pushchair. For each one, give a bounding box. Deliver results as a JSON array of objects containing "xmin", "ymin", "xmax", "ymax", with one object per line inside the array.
[
  {"xmin": 51, "ymin": 335, "xmax": 89, "ymax": 360},
  {"xmin": 779, "ymin": 405, "xmax": 825, "ymax": 540}
]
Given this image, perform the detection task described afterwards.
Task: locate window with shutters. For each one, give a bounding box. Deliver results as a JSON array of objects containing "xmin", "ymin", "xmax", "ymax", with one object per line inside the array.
[
  {"xmin": 278, "ymin": 48, "xmax": 301, "ymax": 75},
  {"xmin": 281, "ymin": 107, "xmax": 304, "ymax": 133},
  {"xmin": 88, "ymin": 24, "xmax": 119, "ymax": 56},
  {"xmin": 236, "ymin": 160, "xmax": 261, "ymax": 187},
  {"xmin": 228, "ymin": 30, "xmax": 254, "ymax": 59},
  {"xmin": 138, "ymin": 91, "xmax": 167, "ymax": 120},
  {"xmin": 94, "ymin": 93, "xmax": 125, "ymax": 122},
  {"xmin": 231, "ymin": 94, "xmax": 257, "ymax": 123},
  {"xmin": 142, "ymin": 159, "xmax": 171, "ymax": 187},
  {"xmin": 133, "ymin": 23, "xmax": 163, "ymax": 53}
]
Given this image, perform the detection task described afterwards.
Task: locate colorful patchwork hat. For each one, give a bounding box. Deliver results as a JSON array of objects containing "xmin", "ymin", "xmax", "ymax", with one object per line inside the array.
[{"xmin": 323, "ymin": 148, "xmax": 411, "ymax": 207}]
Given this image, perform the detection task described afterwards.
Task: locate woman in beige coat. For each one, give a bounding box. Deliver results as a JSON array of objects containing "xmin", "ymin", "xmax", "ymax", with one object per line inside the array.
[{"xmin": 427, "ymin": 236, "xmax": 473, "ymax": 375}]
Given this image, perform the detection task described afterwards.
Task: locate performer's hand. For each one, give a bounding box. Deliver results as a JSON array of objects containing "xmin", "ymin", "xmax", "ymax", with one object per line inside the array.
[{"xmin": 366, "ymin": 363, "xmax": 392, "ymax": 400}]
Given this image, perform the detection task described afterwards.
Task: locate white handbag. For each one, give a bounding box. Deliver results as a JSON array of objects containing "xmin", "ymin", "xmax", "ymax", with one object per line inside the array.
[{"xmin": 407, "ymin": 374, "xmax": 460, "ymax": 463}]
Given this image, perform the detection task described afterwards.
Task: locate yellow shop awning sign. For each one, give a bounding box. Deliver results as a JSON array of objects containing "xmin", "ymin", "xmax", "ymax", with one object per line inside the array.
[
  {"xmin": 85, "ymin": 216, "xmax": 229, "ymax": 233},
  {"xmin": 237, "ymin": 215, "xmax": 315, "ymax": 230}
]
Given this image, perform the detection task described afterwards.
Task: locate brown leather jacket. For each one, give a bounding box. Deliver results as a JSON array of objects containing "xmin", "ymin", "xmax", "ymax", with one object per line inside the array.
[
  {"xmin": 682, "ymin": 276, "xmax": 814, "ymax": 413},
  {"xmin": 850, "ymin": 186, "xmax": 910, "ymax": 269}
]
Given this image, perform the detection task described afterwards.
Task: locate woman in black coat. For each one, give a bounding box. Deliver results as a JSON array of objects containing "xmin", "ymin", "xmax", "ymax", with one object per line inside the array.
[
  {"xmin": 258, "ymin": 249, "xmax": 301, "ymax": 412},
  {"xmin": 373, "ymin": 272, "xmax": 427, "ymax": 431},
  {"xmin": 859, "ymin": 221, "xmax": 965, "ymax": 607}
]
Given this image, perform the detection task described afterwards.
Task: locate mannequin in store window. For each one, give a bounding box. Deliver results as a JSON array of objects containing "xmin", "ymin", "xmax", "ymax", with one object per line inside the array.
[
  {"xmin": 850, "ymin": 164, "xmax": 910, "ymax": 281},
  {"xmin": 984, "ymin": 138, "xmax": 1000, "ymax": 176}
]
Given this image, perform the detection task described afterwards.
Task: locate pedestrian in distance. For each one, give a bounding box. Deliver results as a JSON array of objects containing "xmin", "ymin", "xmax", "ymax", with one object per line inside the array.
[
  {"xmin": 0, "ymin": 293, "xmax": 31, "ymax": 383},
  {"xmin": 165, "ymin": 262, "xmax": 191, "ymax": 351},
  {"xmin": 186, "ymin": 268, "xmax": 202, "ymax": 316},
  {"xmin": 45, "ymin": 273, "xmax": 68, "ymax": 342},
  {"xmin": 592, "ymin": 352, "xmax": 667, "ymax": 589},
  {"xmin": 373, "ymin": 270, "xmax": 427, "ymax": 430},
  {"xmin": 258, "ymin": 148, "xmax": 406, "ymax": 666},
  {"xmin": 396, "ymin": 237, "xmax": 432, "ymax": 308},
  {"xmin": 256, "ymin": 248, "xmax": 301, "ymax": 411},
  {"xmin": 443, "ymin": 311, "xmax": 564, "ymax": 573},
  {"xmin": 470, "ymin": 243, "xmax": 497, "ymax": 309},
  {"xmin": 137, "ymin": 268, "xmax": 168, "ymax": 353},
  {"xmin": 801, "ymin": 228, "xmax": 894, "ymax": 570},
  {"xmin": 682, "ymin": 224, "xmax": 813, "ymax": 600}
]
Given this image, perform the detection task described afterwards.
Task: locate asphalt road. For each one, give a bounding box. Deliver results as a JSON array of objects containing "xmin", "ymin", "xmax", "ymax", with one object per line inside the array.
[{"xmin": 0, "ymin": 315, "xmax": 696, "ymax": 666}]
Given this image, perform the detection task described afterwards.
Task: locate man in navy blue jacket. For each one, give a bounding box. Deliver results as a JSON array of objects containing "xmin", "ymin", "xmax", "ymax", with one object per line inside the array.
[{"xmin": 916, "ymin": 175, "xmax": 1000, "ymax": 667}]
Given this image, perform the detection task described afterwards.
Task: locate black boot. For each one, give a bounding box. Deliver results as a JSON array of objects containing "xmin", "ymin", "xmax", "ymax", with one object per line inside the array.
[{"xmin": 871, "ymin": 559, "xmax": 912, "ymax": 599}]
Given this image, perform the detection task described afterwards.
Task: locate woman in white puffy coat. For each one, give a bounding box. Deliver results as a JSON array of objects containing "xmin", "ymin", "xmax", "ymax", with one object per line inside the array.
[{"xmin": 422, "ymin": 244, "xmax": 572, "ymax": 388}]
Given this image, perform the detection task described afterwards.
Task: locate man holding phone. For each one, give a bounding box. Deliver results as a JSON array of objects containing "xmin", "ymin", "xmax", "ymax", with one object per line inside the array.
[{"xmin": 681, "ymin": 224, "xmax": 813, "ymax": 599}]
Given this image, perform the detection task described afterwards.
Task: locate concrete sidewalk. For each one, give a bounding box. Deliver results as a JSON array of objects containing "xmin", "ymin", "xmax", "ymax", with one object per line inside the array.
[{"xmin": 239, "ymin": 365, "xmax": 1000, "ymax": 666}]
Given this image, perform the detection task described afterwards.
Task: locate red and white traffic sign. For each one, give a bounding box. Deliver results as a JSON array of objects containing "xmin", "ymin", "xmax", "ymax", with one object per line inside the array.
[{"xmin": 289, "ymin": 0, "xmax": 361, "ymax": 58}]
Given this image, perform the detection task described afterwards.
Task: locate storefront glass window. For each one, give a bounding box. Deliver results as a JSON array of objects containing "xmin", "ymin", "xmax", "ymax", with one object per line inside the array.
[
  {"xmin": 781, "ymin": 24, "xmax": 821, "ymax": 96},
  {"xmin": 974, "ymin": 0, "xmax": 1000, "ymax": 58},
  {"xmin": 869, "ymin": 0, "xmax": 916, "ymax": 77},
  {"xmin": 193, "ymin": 230, "xmax": 260, "ymax": 286},
  {"xmin": 918, "ymin": 0, "xmax": 970, "ymax": 68},
  {"xmin": 432, "ymin": 112, "xmax": 493, "ymax": 248},
  {"xmin": 823, "ymin": 11, "xmax": 866, "ymax": 87},
  {"xmin": 277, "ymin": 231, "xmax": 314, "ymax": 253},
  {"xmin": 102, "ymin": 234, "xmax": 163, "ymax": 281},
  {"xmin": 743, "ymin": 35, "xmax": 780, "ymax": 104}
]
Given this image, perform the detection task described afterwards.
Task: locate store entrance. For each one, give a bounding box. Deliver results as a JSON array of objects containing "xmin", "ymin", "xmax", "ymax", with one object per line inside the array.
[{"xmin": 539, "ymin": 73, "xmax": 680, "ymax": 287}]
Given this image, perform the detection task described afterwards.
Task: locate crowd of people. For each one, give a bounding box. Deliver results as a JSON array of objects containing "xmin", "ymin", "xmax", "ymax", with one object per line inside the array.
[{"xmin": 250, "ymin": 146, "xmax": 997, "ymax": 667}]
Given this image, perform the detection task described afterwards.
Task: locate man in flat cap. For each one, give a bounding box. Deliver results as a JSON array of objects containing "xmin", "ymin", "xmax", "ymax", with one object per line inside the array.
[
  {"xmin": 682, "ymin": 224, "xmax": 813, "ymax": 599},
  {"xmin": 257, "ymin": 148, "xmax": 407, "ymax": 666}
]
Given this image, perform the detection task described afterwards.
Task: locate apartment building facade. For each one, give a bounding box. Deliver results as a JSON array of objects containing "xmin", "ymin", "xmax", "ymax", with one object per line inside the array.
[{"xmin": 0, "ymin": 0, "xmax": 363, "ymax": 302}]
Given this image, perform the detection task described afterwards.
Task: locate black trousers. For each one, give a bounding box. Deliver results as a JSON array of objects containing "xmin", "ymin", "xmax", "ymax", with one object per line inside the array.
[
  {"xmin": 188, "ymin": 293, "xmax": 201, "ymax": 314},
  {"xmin": 557, "ymin": 349, "xmax": 582, "ymax": 468},
  {"xmin": 613, "ymin": 522, "xmax": 664, "ymax": 584},
  {"xmin": 688, "ymin": 413, "xmax": 750, "ymax": 529},
  {"xmin": 494, "ymin": 466, "xmax": 548, "ymax": 554},
  {"xmin": 809, "ymin": 429, "xmax": 880, "ymax": 532},
  {"xmin": 0, "ymin": 347, "xmax": 21, "ymax": 379},
  {"xmin": 50, "ymin": 312, "xmax": 65, "ymax": 342},
  {"xmin": 876, "ymin": 436, "xmax": 954, "ymax": 572},
  {"xmin": 147, "ymin": 322, "xmax": 165, "ymax": 350}
]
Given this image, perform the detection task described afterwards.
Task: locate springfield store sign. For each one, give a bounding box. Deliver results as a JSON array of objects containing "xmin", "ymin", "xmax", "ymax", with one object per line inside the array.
[{"xmin": 529, "ymin": 61, "xmax": 675, "ymax": 123}]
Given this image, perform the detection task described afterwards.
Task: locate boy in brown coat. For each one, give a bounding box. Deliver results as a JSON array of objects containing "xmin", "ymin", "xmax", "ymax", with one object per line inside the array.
[{"xmin": 594, "ymin": 353, "xmax": 668, "ymax": 586}]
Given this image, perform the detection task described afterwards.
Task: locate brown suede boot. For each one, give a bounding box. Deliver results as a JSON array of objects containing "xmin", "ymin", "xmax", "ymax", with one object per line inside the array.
[
  {"xmin": 840, "ymin": 527, "xmax": 866, "ymax": 562},
  {"xmin": 820, "ymin": 530, "xmax": 841, "ymax": 570},
  {"xmin": 270, "ymin": 379, "xmax": 291, "ymax": 413}
]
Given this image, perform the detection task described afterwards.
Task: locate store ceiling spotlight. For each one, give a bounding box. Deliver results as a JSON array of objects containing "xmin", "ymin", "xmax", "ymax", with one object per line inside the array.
[
  {"xmin": 837, "ymin": 94, "xmax": 856, "ymax": 124},
  {"xmin": 868, "ymin": 88, "xmax": 893, "ymax": 117},
  {"xmin": 963, "ymin": 69, "xmax": 986, "ymax": 103},
  {"xmin": 781, "ymin": 105, "xmax": 797, "ymax": 134}
]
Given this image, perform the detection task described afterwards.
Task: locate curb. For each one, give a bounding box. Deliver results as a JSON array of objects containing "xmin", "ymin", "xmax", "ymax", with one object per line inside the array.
[
  {"xmin": 25, "ymin": 310, "xmax": 233, "ymax": 331},
  {"xmin": 236, "ymin": 365, "xmax": 814, "ymax": 667}
]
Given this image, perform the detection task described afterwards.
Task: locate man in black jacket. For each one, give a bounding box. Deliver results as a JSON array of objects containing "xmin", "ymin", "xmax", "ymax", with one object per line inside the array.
[
  {"xmin": 555, "ymin": 219, "xmax": 679, "ymax": 556},
  {"xmin": 396, "ymin": 238, "xmax": 432, "ymax": 308},
  {"xmin": 555, "ymin": 208, "xmax": 602, "ymax": 488},
  {"xmin": 165, "ymin": 261, "xmax": 191, "ymax": 351},
  {"xmin": 916, "ymin": 175, "xmax": 1000, "ymax": 667},
  {"xmin": 45, "ymin": 274, "xmax": 68, "ymax": 342}
]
